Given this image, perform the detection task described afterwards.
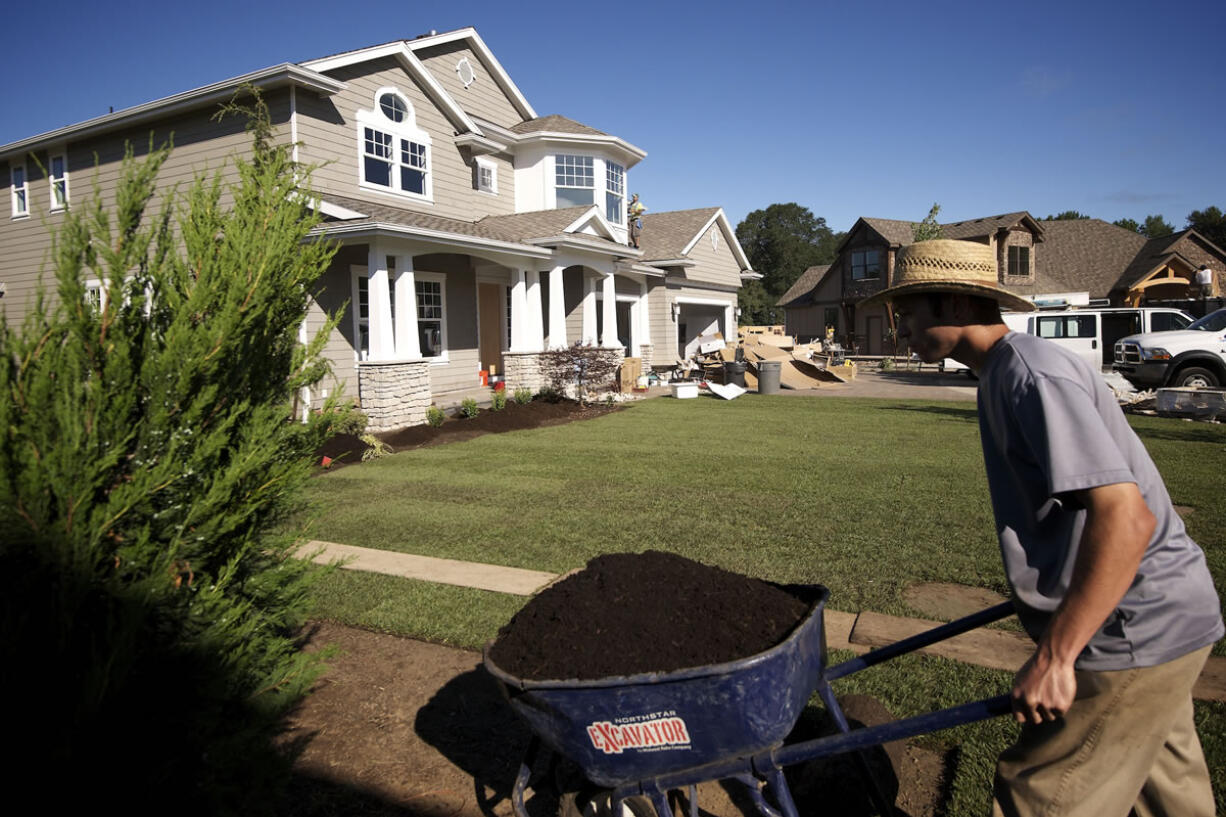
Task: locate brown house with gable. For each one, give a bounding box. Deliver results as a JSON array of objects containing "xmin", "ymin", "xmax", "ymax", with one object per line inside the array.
[{"xmin": 778, "ymin": 211, "xmax": 1226, "ymax": 354}]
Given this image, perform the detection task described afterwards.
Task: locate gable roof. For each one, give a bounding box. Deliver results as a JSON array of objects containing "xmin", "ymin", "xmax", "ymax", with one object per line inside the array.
[
  {"xmin": 1113, "ymin": 228, "xmax": 1219, "ymax": 292},
  {"xmin": 635, "ymin": 208, "xmax": 752, "ymax": 271},
  {"xmin": 941, "ymin": 211, "xmax": 1043, "ymax": 241},
  {"xmin": 777, "ymin": 265, "xmax": 833, "ymax": 307},
  {"xmin": 1029, "ymin": 219, "xmax": 1147, "ymax": 297},
  {"xmin": 856, "ymin": 218, "xmax": 917, "ymax": 247}
]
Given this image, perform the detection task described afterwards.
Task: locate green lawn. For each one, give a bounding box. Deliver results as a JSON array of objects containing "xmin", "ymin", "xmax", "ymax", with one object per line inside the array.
[{"xmin": 300, "ymin": 394, "xmax": 1225, "ymax": 815}]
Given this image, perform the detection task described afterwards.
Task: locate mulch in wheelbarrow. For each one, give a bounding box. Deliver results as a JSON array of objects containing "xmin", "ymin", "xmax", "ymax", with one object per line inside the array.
[{"xmin": 488, "ymin": 550, "xmax": 812, "ymax": 681}]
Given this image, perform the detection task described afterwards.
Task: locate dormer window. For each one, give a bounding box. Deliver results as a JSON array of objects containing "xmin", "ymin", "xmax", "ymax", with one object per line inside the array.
[
  {"xmin": 357, "ymin": 89, "xmax": 432, "ymax": 201},
  {"xmin": 1008, "ymin": 245, "xmax": 1031, "ymax": 277},
  {"xmin": 555, "ymin": 155, "xmax": 594, "ymax": 207}
]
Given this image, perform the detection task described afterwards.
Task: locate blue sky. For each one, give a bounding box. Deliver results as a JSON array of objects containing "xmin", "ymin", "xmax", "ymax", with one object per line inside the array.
[{"xmin": 6, "ymin": 0, "xmax": 1223, "ymax": 234}]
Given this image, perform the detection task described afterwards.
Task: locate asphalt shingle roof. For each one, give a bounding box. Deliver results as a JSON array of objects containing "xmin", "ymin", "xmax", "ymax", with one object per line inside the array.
[
  {"xmin": 941, "ymin": 212, "xmax": 1035, "ymax": 241},
  {"xmin": 510, "ymin": 115, "xmax": 609, "ymax": 136},
  {"xmin": 1029, "ymin": 219, "xmax": 1148, "ymax": 297},
  {"xmin": 777, "ymin": 265, "xmax": 833, "ymax": 307},
  {"xmin": 635, "ymin": 208, "xmax": 720, "ymax": 261}
]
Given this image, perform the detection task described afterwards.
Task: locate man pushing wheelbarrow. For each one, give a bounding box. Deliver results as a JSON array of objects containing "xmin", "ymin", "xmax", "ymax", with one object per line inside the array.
[{"xmin": 860, "ymin": 239, "xmax": 1224, "ymax": 817}]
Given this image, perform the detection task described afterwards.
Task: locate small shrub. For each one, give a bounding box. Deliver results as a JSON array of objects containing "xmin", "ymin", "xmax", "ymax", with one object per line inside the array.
[
  {"xmin": 491, "ymin": 390, "xmax": 508, "ymax": 411},
  {"xmin": 359, "ymin": 433, "xmax": 391, "ymax": 461},
  {"xmin": 329, "ymin": 406, "xmax": 368, "ymax": 436},
  {"xmin": 513, "ymin": 388, "xmax": 534, "ymax": 405},
  {"xmin": 426, "ymin": 406, "xmax": 446, "ymax": 427},
  {"xmin": 879, "ymin": 357, "xmax": 895, "ymax": 371},
  {"xmin": 460, "ymin": 397, "xmax": 480, "ymax": 418},
  {"xmin": 535, "ymin": 386, "xmax": 565, "ymax": 403}
]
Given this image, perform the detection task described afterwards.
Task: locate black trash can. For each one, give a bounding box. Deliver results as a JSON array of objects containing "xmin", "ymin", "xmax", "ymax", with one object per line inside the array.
[{"xmin": 723, "ymin": 361, "xmax": 747, "ymax": 388}]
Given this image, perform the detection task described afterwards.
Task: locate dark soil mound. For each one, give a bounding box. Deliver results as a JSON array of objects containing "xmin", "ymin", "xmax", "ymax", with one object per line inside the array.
[{"xmin": 488, "ymin": 551, "xmax": 813, "ymax": 681}]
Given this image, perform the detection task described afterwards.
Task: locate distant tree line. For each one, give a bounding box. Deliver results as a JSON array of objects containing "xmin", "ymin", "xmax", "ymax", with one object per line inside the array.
[{"xmin": 1044, "ymin": 206, "xmax": 1226, "ymax": 247}]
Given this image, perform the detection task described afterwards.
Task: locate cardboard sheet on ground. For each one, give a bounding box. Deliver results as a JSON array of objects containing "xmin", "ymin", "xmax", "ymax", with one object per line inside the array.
[{"xmin": 706, "ymin": 381, "xmax": 747, "ymax": 400}]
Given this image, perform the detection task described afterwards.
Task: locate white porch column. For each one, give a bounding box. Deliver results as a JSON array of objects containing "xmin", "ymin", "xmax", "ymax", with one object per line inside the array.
[
  {"xmin": 638, "ymin": 280, "xmax": 651, "ymax": 349},
  {"xmin": 367, "ymin": 244, "xmax": 395, "ymax": 360},
  {"xmin": 510, "ymin": 268, "xmax": 529, "ymax": 352},
  {"xmin": 601, "ymin": 272, "xmax": 618, "ymax": 349},
  {"xmin": 547, "ymin": 264, "xmax": 567, "ymax": 349},
  {"xmin": 526, "ymin": 270, "xmax": 545, "ymax": 352},
  {"xmin": 628, "ymin": 286, "xmax": 644, "ymax": 355},
  {"xmin": 581, "ymin": 276, "xmax": 598, "ymax": 345},
  {"xmin": 393, "ymin": 255, "xmax": 422, "ymax": 359},
  {"xmin": 724, "ymin": 304, "xmax": 736, "ymax": 342}
]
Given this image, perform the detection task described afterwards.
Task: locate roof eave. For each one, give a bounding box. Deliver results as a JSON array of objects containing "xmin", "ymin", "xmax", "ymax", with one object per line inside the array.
[
  {"xmin": 311, "ymin": 221, "xmax": 553, "ymax": 259},
  {"xmin": 0, "ymin": 64, "xmax": 346, "ymax": 160},
  {"xmin": 526, "ymin": 234, "xmax": 642, "ymax": 258},
  {"xmin": 514, "ymin": 132, "xmax": 646, "ymax": 167}
]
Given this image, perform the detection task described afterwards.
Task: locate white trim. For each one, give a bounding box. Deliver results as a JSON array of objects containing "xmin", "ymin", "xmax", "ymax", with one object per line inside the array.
[
  {"xmin": 48, "ymin": 150, "xmax": 69, "ymax": 211},
  {"xmin": 456, "ymin": 57, "xmax": 475, "ymax": 88},
  {"xmin": 405, "ymin": 28, "xmax": 537, "ymax": 120},
  {"xmin": 0, "ymin": 65, "xmax": 344, "ymax": 160},
  {"xmin": 10, "ymin": 161, "xmax": 28, "ymax": 218},
  {"xmin": 356, "ymin": 88, "xmax": 433, "ymax": 203},
  {"xmin": 290, "ymin": 86, "xmax": 299, "ymax": 167},
  {"xmin": 475, "ymin": 156, "xmax": 498, "ymax": 195},
  {"xmin": 313, "ymin": 221, "xmax": 552, "ymax": 260}
]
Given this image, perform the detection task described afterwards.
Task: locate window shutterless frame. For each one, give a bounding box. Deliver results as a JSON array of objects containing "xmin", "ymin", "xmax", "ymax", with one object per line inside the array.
[
  {"xmin": 10, "ymin": 163, "xmax": 29, "ymax": 217},
  {"xmin": 48, "ymin": 152, "xmax": 69, "ymax": 210}
]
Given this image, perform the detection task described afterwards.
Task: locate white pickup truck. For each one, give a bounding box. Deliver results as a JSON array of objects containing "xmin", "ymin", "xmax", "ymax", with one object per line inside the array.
[{"xmin": 1112, "ymin": 307, "xmax": 1226, "ymax": 390}]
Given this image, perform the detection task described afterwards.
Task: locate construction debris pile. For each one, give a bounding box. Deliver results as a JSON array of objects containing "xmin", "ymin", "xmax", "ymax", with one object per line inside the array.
[{"xmin": 668, "ymin": 326, "xmax": 857, "ymax": 393}]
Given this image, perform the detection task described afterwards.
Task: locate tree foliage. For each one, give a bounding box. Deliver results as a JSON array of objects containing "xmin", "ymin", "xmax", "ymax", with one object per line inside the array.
[
  {"xmin": 1112, "ymin": 217, "xmax": 1141, "ymax": 233},
  {"xmin": 1142, "ymin": 213, "xmax": 1175, "ymax": 238},
  {"xmin": 1187, "ymin": 205, "xmax": 1226, "ymax": 249},
  {"xmin": 735, "ymin": 203, "xmax": 841, "ymax": 324},
  {"xmin": 1042, "ymin": 210, "xmax": 1091, "ymax": 220},
  {"xmin": 912, "ymin": 202, "xmax": 943, "ymax": 241},
  {"xmin": 0, "ymin": 93, "xmax": 346, "ymax": 814}
]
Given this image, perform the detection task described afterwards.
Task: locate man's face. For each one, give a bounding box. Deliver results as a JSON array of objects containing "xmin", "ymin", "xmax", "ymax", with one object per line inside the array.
[{"xmin": 893, "ymin": 294, "xmax": 961, "ymax": 363}]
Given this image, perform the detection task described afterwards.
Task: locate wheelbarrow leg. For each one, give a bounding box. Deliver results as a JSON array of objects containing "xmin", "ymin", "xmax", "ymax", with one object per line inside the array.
[
  {"xmin": 817, "ymin": 682, "xmax": 895, "ymax": 816},
  {"xmin": 512, "ymin": 735, "xmax": 543, "ymax": 817},
  {"xmin": 760, "ymin": 769, "xmax": 800, "ymax": 817}
]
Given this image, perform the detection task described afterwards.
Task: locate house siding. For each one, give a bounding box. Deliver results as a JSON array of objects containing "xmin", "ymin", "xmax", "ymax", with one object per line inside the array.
[
  {"xmin": 296, "ymin": 57, "xmax": 516, "ymax": 221},
  {"xmin": 681, "ymin": 222, "xmax": 743, "ymax": 288},
  {"xmin": 412, "ymin": 41, "xmax": 524, "ymax": 128},
  {"xmin": 0, "ymin": 93, "xmax": 288, "ymax": 319}
]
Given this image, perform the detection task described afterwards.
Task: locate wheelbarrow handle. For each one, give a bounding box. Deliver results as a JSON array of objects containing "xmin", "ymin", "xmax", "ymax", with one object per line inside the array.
[
  {"xmin": 825, "ymin": 600, "xmax": 1016, "ymax": 681},
  {"xmin": 768, "ymin": 693, "xmax": 1013, "ymax": 771}
]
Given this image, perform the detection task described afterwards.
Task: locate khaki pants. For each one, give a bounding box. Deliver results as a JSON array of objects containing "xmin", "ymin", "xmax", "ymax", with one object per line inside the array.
[{"xmin": 992, "ymin": 645, "xmax": 1214, "ymax": 817}]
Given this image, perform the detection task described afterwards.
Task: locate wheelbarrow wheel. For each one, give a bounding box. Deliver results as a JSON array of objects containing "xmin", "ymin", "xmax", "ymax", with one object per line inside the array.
[{"xmin": 558, "ymin": 789, "xmax": 656, "ymax": 817}]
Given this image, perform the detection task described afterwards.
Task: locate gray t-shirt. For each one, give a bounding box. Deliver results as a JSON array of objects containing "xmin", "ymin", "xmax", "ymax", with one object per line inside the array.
[{"xmin": 978, "ymin": 332, "xmax": 1223, "ymax": 671}]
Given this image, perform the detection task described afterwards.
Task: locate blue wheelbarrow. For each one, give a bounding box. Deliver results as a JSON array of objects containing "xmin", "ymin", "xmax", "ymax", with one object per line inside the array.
[{"xmin": 483, "ymin": 585, "xmax": 1016, "ymax": 817}]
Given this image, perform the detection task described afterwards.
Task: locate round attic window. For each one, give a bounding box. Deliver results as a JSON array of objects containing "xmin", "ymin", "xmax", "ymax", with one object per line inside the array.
[
  {"xmin": 456, "ymin": 57, "xmax": 475, "ymax": 88},
  {"xmin": 379, "ymin": 92, "xmax": 407, "ymax": 122},
  {"xmin": 711, "ymin": 230, "xmax": 720, "ymax": 251}
]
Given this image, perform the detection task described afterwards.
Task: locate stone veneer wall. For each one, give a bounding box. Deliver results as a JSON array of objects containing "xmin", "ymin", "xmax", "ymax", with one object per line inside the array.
[
  {"xmin": 637, "ymin": 343, "xmax": 654, "ymax": 369},
  {"xmin": 502, "ymin": 351, "xmax": 545, "ymax": 394},
  {"xmin": 357, "ymin": 360, "xmax": 431, "ymax": 431}
]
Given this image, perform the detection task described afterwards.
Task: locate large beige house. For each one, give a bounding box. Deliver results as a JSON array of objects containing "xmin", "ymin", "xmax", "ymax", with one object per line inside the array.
[{"xmin": 1, "ymin": 28, "xmax": 756, "ymax": 429}]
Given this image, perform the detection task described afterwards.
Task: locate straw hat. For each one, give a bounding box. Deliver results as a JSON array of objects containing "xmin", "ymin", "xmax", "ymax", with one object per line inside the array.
[{"xmin": 858, "ymin": 239, "xmax": 1036, "ymax": 312}]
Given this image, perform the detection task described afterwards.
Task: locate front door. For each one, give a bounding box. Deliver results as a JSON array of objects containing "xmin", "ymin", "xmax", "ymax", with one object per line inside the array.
[
  {"xmin": 478, "ymin": 283, "xmax": 504, "ymax": 376},
  {"xmin": 866, "ymin": 315, "xmax": 883, "ymax": 356}
]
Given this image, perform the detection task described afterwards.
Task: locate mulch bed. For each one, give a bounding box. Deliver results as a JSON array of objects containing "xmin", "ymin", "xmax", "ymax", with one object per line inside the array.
[
  {"xmin": 487, "ymin": 550, "xmax": 814, "ymax": 681},
  {"xmin": 315, "ymin": 398, "xmax": 619, "ymax": 467}
]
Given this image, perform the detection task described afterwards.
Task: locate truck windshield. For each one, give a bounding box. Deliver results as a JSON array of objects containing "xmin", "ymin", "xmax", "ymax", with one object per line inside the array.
[{"xmin": 1188, "ymin": 309, "xmax": 1226, "ymax": 332}]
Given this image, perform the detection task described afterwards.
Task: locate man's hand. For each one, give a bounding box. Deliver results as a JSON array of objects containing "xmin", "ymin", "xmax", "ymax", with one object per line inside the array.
[{"xmin": 1012, "ymin": 649, "xmax": 1076, "ymax": 724}]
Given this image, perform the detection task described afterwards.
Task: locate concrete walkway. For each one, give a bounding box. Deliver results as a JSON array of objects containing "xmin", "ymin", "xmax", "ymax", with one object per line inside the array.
[{"xmin": 301, "ymin": 540, "xmax": 1226, "ymax": 703}]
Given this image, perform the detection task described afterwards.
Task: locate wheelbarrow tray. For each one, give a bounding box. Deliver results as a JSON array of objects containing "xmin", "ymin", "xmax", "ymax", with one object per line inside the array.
[{"xmin": 483, "ymin": 585, "xmax": 828, "ymax": 788}]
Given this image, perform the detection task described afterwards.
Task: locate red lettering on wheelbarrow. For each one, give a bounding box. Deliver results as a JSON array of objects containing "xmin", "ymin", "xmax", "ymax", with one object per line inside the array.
[{"xmin": 587, "ymin": 716, "xmax": 692, "ymax": 754}]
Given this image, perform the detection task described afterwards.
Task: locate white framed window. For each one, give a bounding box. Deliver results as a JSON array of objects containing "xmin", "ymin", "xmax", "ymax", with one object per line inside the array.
[
  {"xmin": 851, "ymin": 249, "xmax": 881, "ymax": 280},
  {"xmin": 475, "ymin": 157, "xmax": 498, "ymax": 195},
  {"xmin": 10, "ymin": 163, "xmax": 28, "ymax": 217},
  {"xmin": 84, "ymin": 278, "xmax": 107, "ymax": 312},
  {"xmin": 49, "ymin": 153, "xmax": 68, "ymax": 210},
  {"xmin": 456, "ymin": 57, "xmax": 475, "ymax": 88},
  {"xmin": 605, "ymin": 162, "xmax": 624, "ymax": 224},
  {"xmin": 416, "ymin": 273, "xmax": 447, "ymax": 359},
  {"xmin": 357, "ymin": 89, "xmax": 432, "ymax": 201},
  {"xmin": 555, "ymin": 154, "xmax": 594, "ymax": 207}
]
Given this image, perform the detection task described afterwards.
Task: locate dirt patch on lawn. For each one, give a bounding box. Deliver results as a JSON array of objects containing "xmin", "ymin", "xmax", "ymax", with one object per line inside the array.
[
  {"xmin": 903, "ymin": 582, "xmax": 1009, "ymax": 622},
  {"xmin": 317, "ymin": 399, "xmax": 620, "ymax": 467}
]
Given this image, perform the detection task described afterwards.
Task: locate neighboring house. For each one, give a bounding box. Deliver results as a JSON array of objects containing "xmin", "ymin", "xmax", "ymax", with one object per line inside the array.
[
  {"xmin": 0, "ymin": 28, "xmax": 755, "ymax": 430},
  {"xmin": 779, "ymin": 212, "xmax": 1226, "ymax": 353}
]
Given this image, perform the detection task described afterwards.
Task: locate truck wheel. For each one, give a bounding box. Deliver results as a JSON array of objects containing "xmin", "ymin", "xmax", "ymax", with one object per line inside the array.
[{"xmin": 1172, "ymin": 367, "xmax": 1219, "ymax": 389}]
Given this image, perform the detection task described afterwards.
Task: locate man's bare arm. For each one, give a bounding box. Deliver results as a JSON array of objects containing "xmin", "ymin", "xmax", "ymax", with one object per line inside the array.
[{"xmin": 1011, "ymin": 481, "xmax": 1155, "ymax": 724}]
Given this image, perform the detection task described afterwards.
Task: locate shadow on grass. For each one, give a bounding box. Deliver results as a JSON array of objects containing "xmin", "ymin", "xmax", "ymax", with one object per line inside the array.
[
  {"xmin": 1128, "ymin": 423, "xmax": 1226, "ymax": 445},
  {"xmin": 883, "ymin": 404, "xmax": 979, "ymax": 422}
]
